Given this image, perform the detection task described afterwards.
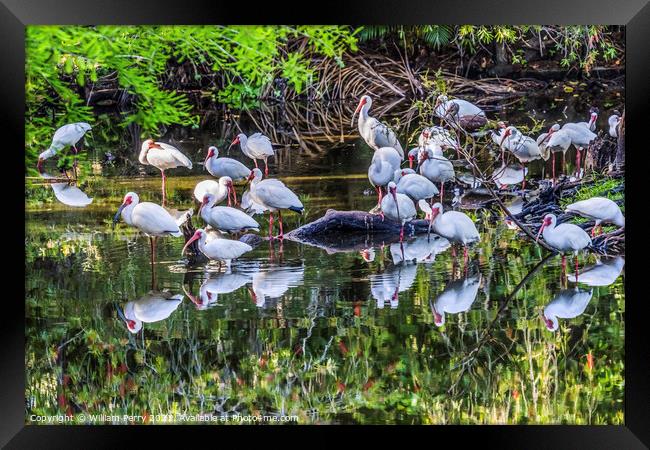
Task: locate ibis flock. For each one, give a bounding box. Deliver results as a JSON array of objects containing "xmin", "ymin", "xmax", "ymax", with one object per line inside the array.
[{"xmin": 35, "ymin": 92, "xmax": 624, "ymax": 331}]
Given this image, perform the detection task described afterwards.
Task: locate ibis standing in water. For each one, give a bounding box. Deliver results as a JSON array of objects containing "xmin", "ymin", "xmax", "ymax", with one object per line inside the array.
[
  {"xmin": 182, "ymin": 228, "xmax": 252, "ymax": 270},
  {"xmin": 199, "ymin": 193, "xmax": 260, "ymax": 234},
  {"xmin": 352, "ymin": 95, "xmax": 404, "ymax": 159},
  {"xmin": 417, "ymin": 144, "xmax": 455, "ymax": 201},
  {"xmin": 561, "ymin": 123, "xmax": 597, "ymax": 178},
  {"xmin": 204, "ymin": 146, "xmax": 251, "ymax": 181},
  {"xmin": 193, "ymin": 177, "xmax": 237, "ymax": 206},
  {"xmin": 537, "ymin": 124, "xmax": 571, "ymax": 184},
  {"xmin": 230, "ymin": 133, "xmax": 275, "ymax": 177},
  {"xmin": 368, "ymin": 146, "xmax": 402, "ymax": 207},
  {"xmin": 421, "ymin": 201, "xmax": 480, "ymax": 261},
  {"xmin": 394, "ymin": 168, "xmax": 439, "ymax": 203},
  {"xmin": 247, "ymin": 168, "xmax": 304, "ymax": 239},
  {"xmin": 37, "ymin": 122, "xmax": 92, "ymax": 178},
  {"xmin": 380, "ymin": 181, "xmax": 417, "ymax": 243},
  {"xmin": 536, "ymin": 213, "xmax": 592, "ymax": 281},
  {"xmin": 565, "ymin": 197, "xmax": 624, "ymax": 236},
  {"xmin": 498, "ymin": 126, "xmax": 544, "ymax": 189},
  {"xmin": 112, "ymin": 192, "xmax": 185, "ymax": 267},
  {"xmin": 139, "ymin": 139, "xmax": 193, "ymax": 205}
]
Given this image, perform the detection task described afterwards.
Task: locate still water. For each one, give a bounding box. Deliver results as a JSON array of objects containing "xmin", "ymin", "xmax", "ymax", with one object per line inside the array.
[{"xmin": 25, "ymin": 86, "xmax": 624, "ymax": 425}]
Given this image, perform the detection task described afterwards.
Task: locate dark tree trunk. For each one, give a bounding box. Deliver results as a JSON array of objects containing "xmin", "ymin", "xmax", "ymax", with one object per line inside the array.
[{"xmin": 615, "ymin": 110, "xmax": 625, "ymax": 170}]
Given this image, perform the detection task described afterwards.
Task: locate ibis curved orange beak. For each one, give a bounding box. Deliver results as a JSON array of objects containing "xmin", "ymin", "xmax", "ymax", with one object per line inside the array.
[
  {"xmin": 499, "ymin": 129, "xmax": 512, "ymax": 147},
  {"xmin": 182, "ymin": 230, "xmax": 202, "ymax": 256}
]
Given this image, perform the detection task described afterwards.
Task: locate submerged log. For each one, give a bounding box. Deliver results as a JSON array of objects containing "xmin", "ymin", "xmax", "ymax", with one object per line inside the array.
[{"xmin": 285, "ymin": 209, "xmax": 431, "ymax": 241}]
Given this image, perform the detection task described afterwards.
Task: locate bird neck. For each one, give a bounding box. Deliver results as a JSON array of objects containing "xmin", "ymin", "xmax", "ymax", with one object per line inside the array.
[
  {"xmin": 121, "ymin": 202, "xmax": 136, "ymax": 226},
  {"xmin": 138, "ymin": 146, "xmax": 150, "ymax": 165}
]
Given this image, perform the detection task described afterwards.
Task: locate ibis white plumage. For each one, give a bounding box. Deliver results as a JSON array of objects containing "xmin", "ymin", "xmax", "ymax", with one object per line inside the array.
[
  {"xmin": 368, "ymin": 146, "xmax": 402, "ymax": 206},
  {"xmin": 541, "ymin": 288, "xmax": 593, "ymax": 331},
  {"xmin": 416, "ymin": 144, "xmax": 455, "ymax": 201},
  {"xmin": 37, "ymin": 122, "xmax": 92, "ymax": 176},
  {"xmin": 199, "ymin": 193, "xmax": 260, "ymax": 234},
  {"xmin": 139, "ymin": 139, "xmax": 193, "ymax": 205},
  {"xmin": 204, "ymin": 146, "xmax": 251, "ymax": 181},
  {"xmin": 230, "ymin": 133, "xmax": 275, "ymax": 177},
  {"xmin": 430, "ymin": 274, "xmax": 481, "ymax": 327},
  {"xmin": 381, "ymin": 181, "xmax": 417, "ymax": 242},
  {"xmin": 423, "ymin": 201, "xmax": 480, "ymax": 259},
  {"xmin": 117, "ymin": 290, "xmax": 184, "ymax": 333},
  {"xmin": 352, "ymin": 95, "xmax": 404, "ymax": 159},
  {"xmin": 565, "ymin": 197, "xmax": 624, "ymax": 235},
  {"xmin": 182, "ymin": 228, "xmax": 252, "ymax": 269}
]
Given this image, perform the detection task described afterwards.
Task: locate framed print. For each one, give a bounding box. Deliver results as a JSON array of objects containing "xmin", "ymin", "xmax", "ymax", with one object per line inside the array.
[{"xmin": 4, "ymin": 0, "xmax": 649, "ymax": 446}]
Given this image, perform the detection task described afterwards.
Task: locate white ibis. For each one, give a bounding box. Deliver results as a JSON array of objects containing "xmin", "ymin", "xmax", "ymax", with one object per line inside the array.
[
  {"xmin": 499, "ymin": 126, "xmax": 543, "ymax": 189},
  {"xmin": 567, "ymin": 256, "xmax": 624, "ymax": 287},
  {"xmin": 423, "ymin": 201, "xmax": 480, "ymax": 260},
  {"xmin": 381, "ymin": 181, "xmax": 417, "ymax": 242},
  {"xmin": 193, "ymin": 177, "xmax": 236, "ymax": 206},
  {"xmin": 419, "ymin": 126, "xmax": 459, "ymax": 155},
  {"xmin": 369, "ymin": 263, "xmax": 417, "ymax": 309},
  {"xmin": 185, "ymin": 274, "xmax": 251, "ymax": 310},
  {"xmin": 608, "ymin": 114, "xmax": 621, "ymax": 138},
  {"xmin": 430, "ymin": 274, "xmax": 481, "ymax": 327},
  {"xmin": 112, "ymin": 192, "xmax": 183, "ymax": 266},
  {"xmin": 407, "ymin": 148, "xmax": 419, "ymax": 169},
  {"xmin": 492, "ymin": 164, "xmax": 527, "ymax": 190},
  {"xmin": 390, "ymin": 234, "xmax": 450, "ymax": 265},
  {"xmin": 117, "ymin": 290, "xmax": 184, "ymax": 334},
  {"xmin": 37, "ymin": 122, "xmax": 92, "ymax": 177},
  {"xmin": 204, "ymin": 145, "xmax": 251, "ymax": 181},
  {"xmin": 536, "ymin": 213, "xmax": 592, "ymax": 280},
  {"xmin": 394, "ymin": 168, "xmax": 439, "ymax": 202},
  {"xmin": 247, "ymin": 168, "xmax": 304, "ymax": 239},
  {"xmin": 416, "ymin": 144, "xmax": 455, "ymax": 201},
  {"xmin": 249, "ymin": 264, "xmax": 304, "ymax": 307},
  {"xmin": 230, "ymin": 133, "xmax": 275, "ymax": 177},
  {"xmin": 561, "ymin": 123, "xmax": 597, "ymax": 177},
  {"xmin": 199, "ymin": 193, "xmax": 260, "ymax": 234},
  {"xmin": 182, "ymin": 228, "xmax": 252, "ymax": 269},
  {"xmin": 241, "ymin": 189, "xmax": 268, "ymax": 216},
  {"xmin": 490, "ymin": 121, "xmax": 507, "ymax": 148},
  {"xmin": 541, "ymin": 288, "xmax": 593, "ymax": 331},
  {"xmin": 576, "ymin": 108, "xmax": 599, "ymax": 132},
  {"xmin": 368, "ymin": 146, "xmax": 402, "ymax": 206},
  {"xmin": 139, "ymin": 139, "xmax": 193, "ymax": 205},
  {"xmin": 433, "ymin": 95, "xmax": 487, "ymax": 131},
  {"xmin": 41, "ymin": 172, "xmax": 93, "ymax": 207},
  {"xmin": 537, "ymin": 124, "xmax": 571, "ymax": 184},
  {"xmin": 352, "ymin": 95, "xmax": 404, "ymax": 159},
  {"xmin": 565, "ymin": 197, "xmax": 624, "ymax": 236}
]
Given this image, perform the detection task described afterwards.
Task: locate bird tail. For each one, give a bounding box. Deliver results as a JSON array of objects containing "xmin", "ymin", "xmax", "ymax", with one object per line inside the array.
[{"xmin": 289, "ymin": 206, "xmax": 304, "ymax": 215}]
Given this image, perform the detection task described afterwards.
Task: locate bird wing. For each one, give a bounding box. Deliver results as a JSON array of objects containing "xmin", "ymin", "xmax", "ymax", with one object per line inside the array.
[
  {"xmin": 555, "ymin": 223, "xmax": 592, "ymax": 250},
  {"xmin": 132, "ymin": 202, "xmax": 182, "ymax": 236},
  {"xmin": 203, "ymin": 238, "xmax": 253, "ymax": 260},
  {"xmin": 193, "ymin": 180, "xmax": 222, "ymax": 202},
  {"xmin": 256, "ymin": 180, "xmax": 303, "ymax": 209},
  {"xmin": 208, "ymin": 206, "xmax": 260, "ymax": 231},
  {"xmin": 248, "ymin": 133, "xmax": 275, "ymax": 156},
  {"xmin": 210, "ymin": 158, "xmax": 251, "ymax": 179},
  {"xmin": 156, "ymin": 142, "xmax": 193, "ymax": 169},
  {"xmin": 370, "ymin": 122, "xmax": 404, "ymax": 158}
]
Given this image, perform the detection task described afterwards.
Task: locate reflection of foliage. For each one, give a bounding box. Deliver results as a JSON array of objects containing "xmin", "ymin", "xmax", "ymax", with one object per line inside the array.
[{"xmin": 26, "ymin": 198, "xmax": 624, "ymax": 424}]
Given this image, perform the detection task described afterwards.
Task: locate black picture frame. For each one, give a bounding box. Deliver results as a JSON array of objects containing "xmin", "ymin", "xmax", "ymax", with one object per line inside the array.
[{"xmin": 6, "ymin": 0, "xmax": 649, "ymax": 446}]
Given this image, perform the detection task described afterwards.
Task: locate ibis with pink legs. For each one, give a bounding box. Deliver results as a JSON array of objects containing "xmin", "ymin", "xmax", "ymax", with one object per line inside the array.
[
  {"xmin": 352, "ymin": 95, "xmax": 404, "ymax": 159},
  {"xmin": 380, "ymin": 181, "xmax": 417, "ymax": 242},
  {"xmin": 498, "ymin": 126, "xmax": 544, "ymax": 189},
  {"xmin": 565, "ymin": 197, "xmax": 624, "ymax": 236},
  {"xmin": 230, "ymin": 133, "xmax": 275, "ymax": 177},
  {"xmin": 561, "ymin": 123, "xmax": 597, "ymax": 177},
  {"xmin": 537, "ymin": 124, "xmax": 571, "ymax": 184},
  {"xmin": 112, "ymin": 192, "xmax": 185, "ymax": 267},
  {"xmin": 368, "ymin": 146, "xmax": 402, "ymax": 207},
  {"xmin": 421, "ymin": 201, "xmax": 479, "ymax": 260},
  {"xmin": 199, "ymin": 193, "xmax": 260, "ymax": 234},
  {"xmin": 139, "ymin": 139, "xmax": 193, "ymax": 205},
  {"xmin": 247, "ymin": 168, "xmax": 304, "ymax": 239},
  {"xmin": 182, "ymin": 228, "xmax": 252, "ymax": 269},
  {"xmin": 204, "ymin": 145, "xmax": 251, "ymax": 181},
  {"xmin": 536, "ymin": 213, "xmax": 592, "ymax": 281},
  {"xmin": 416, "ymin": 144, "xmax": 455, "ymax": 201}
]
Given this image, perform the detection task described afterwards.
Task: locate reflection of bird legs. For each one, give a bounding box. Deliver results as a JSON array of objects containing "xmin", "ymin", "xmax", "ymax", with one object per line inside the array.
[
  {"xmin": 149, "ymin": 236, "xmax": 158, "ymax": 291},
  {"xmin": 561, "ymin": 254, "xmax": 567, "ymax": 287},
  {"xmin": 574, "ymin": 254, "xmax": 580, "ymax": 283}
]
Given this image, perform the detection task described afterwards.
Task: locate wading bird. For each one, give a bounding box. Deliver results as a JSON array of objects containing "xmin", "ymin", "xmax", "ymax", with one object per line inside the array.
[
  {"xmin": 537, "ymin": 124, "xmax": 571, "ymax": 184},
  {"xmin": 433, "ymin": 95, "xmax": 487, "ymax": 131},
  {"xmin": 117, "ymin": 291, "xmax": 184, "ymax": 334},
  {"xmin": 352, "ymin": 95, "xmax": 404, "ymax": 159},
  {"xmin": 536, "ymin": 213, "xmax": 592, "ymax": 280},
  {"xmin": 230, "ymin": 133, "xmax": 275, "ymax": 177},
  {"xmin": 419, "ymin": 126, "xmax": 459, "ymax": 154},
  {"xmin": 491, "ymin": 164, "xmax": 527, "ymax": 190},
  {"xmin": 608, "ymin": 114, "xmax": 621, "ymax": 138},
  {"xmin": 541, "ymin": 288, "xmax": 593, "ymax": 331},
  {"xmin": 380, "ymin": 181, "xmax": 417, "ymax": 242},
  {"xmin": 561, "ymin": 123, "xmax": 597, "ymax": 178},
  {"xmin": 430, "ymin": 274, "xmax": 481, "ymax": 327},
  {"xmin": 113, "ymin": 192, "xmax": 184, "ymax": 266},
  {"xmin": 193, "ymin": 177, "xmax": 236, "ymax": 206},
  {"xmin": 139, "ymin": 139, "xmax": 193, "ymax": 205},
  {"xmin": 368, "ymin": 146, "xmax": 402, "ymax": 207},
  {"xmin": 422, "ymin": 201, "xmax": 480, "ymax": 261},
  {"xmin": 416, "ymin": 144, "xmax": 455, "ymax": 201},
  {"xmin": 247, "ymin": 168, "xmax": 304, "ymax": 239},
  {"xmin": 394, "ymin": 168, "xmax": 439, "ymax": 203},
  {"xmin": 565, "ymin": 197, "xmax": 624, "ymax": 236},
  {"xmin": 199, "ymin": 193, "xmax": 260, "ymax": 234},
  {"xmin": 498, "ymin": 126, "xmax": 544, "ymax": 189},
  {"xmin": 204, "ymin": 145, "xmax": 251, "ymax": 181},
  {"xmin": 182, "ymin": 228, "xmax": 252, "ymax": 269},
  {"xmin": 576, "ymin": 108, "xmax": 599, "ymax": 132},
  {"xmin": 37, "ymin": 122, "xmax": 92, "ymax": 178}
]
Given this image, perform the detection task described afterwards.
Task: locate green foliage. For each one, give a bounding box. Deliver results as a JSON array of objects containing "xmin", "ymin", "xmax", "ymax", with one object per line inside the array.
[{"xmin": 25, "ymin": 26, "xmax": 358, "ymax": 172}]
